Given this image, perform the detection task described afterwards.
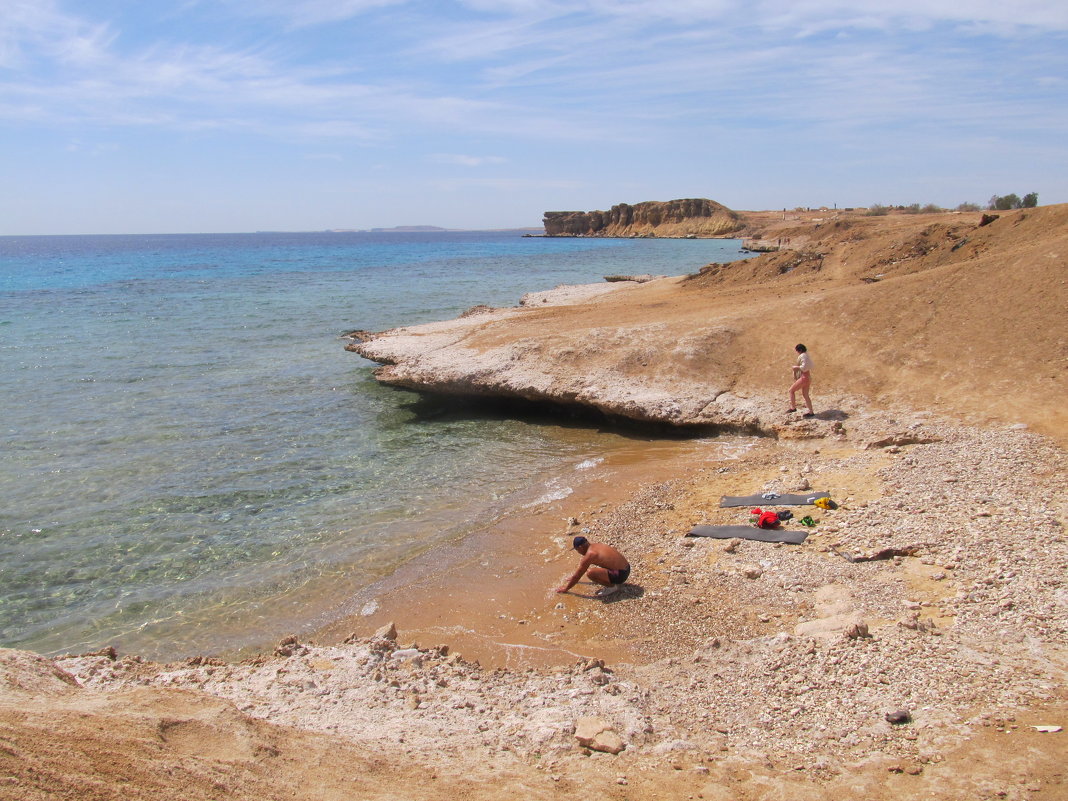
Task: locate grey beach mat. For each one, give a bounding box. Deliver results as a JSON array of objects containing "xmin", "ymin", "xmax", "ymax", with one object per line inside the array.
[
  {"xmin": 719, "ymin": 491, "xmax": 829, "ymax": 508},
  {"xmin": 686, "ymin": 524, "xmax": 809, "ymax": 545}
]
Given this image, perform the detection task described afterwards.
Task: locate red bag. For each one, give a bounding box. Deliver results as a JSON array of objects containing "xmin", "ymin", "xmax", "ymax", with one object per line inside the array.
[{"xmin": 749, "ymin": 508, "xmax": 781, "ymax": 529}]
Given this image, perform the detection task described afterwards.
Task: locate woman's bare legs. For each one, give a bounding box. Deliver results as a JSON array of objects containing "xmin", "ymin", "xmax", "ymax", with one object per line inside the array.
[{"xmin": 789, "ymin": 374, "xmax": 813, "ymax": 414}]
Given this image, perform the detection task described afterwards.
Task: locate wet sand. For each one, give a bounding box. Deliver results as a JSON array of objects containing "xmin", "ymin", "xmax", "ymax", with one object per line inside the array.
[{"xmin": 315, "ymin": 433, "xmax": 757, "ymax": 669}]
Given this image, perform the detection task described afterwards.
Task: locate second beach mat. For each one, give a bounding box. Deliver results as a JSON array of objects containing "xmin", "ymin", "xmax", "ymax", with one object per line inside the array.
[
  {"xmin": 719, "ymin": 491, "xmax": 829, "ymax": 508},
  {"xmin": 686, "ymin": 524, "xmax": 809, "ymax": 545}
]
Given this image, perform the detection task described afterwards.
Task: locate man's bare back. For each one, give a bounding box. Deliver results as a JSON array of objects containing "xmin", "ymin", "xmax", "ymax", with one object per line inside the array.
[{"xmin": 556, "ymin": 536, "xmax": 631, "ymax": 595}]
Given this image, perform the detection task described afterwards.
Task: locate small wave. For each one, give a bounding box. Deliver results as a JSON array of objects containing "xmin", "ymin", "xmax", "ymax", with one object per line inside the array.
[
  {"xmin": 574, "ymin": 457, "xmax": 604, "ymax": 470},
  {"xmin": 522, "ymin": 484, "xmax": 573, "ymax": 508}
]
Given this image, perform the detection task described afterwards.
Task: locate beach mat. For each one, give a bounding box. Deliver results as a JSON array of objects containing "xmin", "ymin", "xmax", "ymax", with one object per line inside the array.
[
  {"xmin": 686, "ymin": 524, "xmax": 809, "ymax": 545},
  {"xmin": 719, "ymin": 491, "xmax": 830, "ymax": 508}
]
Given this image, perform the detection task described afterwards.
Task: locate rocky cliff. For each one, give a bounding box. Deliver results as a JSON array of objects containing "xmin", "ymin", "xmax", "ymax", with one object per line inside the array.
[{"xmin": 543, "ymin": 198, "xmax": 743, "ymax": 237}]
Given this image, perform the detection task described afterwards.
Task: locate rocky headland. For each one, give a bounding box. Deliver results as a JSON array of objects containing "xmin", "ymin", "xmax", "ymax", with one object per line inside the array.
[
  {"xmin": 542, "ymin": 198, "xmax": 744, "ymax": 238},
  {"xmin": 350, "ymin": 205, "xmax": 1067, "ymax": 443},
  {"xmin": 3, "ymin": 205, "xmax": 1066, "ymax": 801}
]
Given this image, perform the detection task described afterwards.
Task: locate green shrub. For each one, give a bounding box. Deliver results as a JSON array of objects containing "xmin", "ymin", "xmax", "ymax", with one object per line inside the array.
[{"xmin": 988, "ymin": 192, "xmax": 1038, "ymax": 210}]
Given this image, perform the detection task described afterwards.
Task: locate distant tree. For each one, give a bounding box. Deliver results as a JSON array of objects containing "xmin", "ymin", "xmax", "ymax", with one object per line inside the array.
[
  {"xmin": 902, "ymin": 203, "xmax": 922, "ymax": 214},
  {"xmin": 1022, "ymin": 192, "xmax": 1039, "ymax": 208},
  {"xmin": 989, "ymin": 193, "xmax": 1021, "ymax": 210},
  {"xmin": 920, "ymin": 204, "xmax": 943, "ymax": 213},
  {"xmin": 957, "ymin": 202, "xmax": 981, "ymax": 212},
  {"xmin": 866, "ymin": 204, "xmax": 889, "ymax": 216}
]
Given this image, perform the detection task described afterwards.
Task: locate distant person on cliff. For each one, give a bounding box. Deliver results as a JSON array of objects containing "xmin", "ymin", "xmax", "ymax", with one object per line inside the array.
[
  {"xmin": 556, "ymin": 536, "xmax": 631, "ymax": 598},
  {"xmin": 788, "ymin": 343, "xmax": 815, "ymax": 417}
]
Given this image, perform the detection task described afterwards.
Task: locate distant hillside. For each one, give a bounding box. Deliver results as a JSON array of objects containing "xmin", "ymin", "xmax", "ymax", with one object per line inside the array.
[{"xmin": 543, "ymin": 198, "xmax": 743, "ymax": 238}]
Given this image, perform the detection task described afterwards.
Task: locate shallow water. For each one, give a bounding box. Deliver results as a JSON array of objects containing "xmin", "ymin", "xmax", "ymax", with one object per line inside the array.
[{"xmin": 0, "ymin": 231, "xmax": 750, "ymax": 660}]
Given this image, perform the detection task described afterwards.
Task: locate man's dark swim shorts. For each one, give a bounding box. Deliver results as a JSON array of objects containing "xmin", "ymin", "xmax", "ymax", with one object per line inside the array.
[{"xmin": 606, "ymin": 565, "xmax": 631, "ymax": 585}]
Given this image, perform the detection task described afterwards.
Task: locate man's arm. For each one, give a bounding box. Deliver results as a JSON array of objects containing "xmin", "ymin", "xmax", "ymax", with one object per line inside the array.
[{"xmin": 555, "ymin": 556, "xmax": 592, "ymax": 593}]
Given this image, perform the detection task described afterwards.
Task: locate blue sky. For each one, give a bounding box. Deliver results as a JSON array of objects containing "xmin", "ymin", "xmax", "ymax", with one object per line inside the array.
[{"xmin": 2, "ymin": 0, "xmax": 1066, "ymax": 234}]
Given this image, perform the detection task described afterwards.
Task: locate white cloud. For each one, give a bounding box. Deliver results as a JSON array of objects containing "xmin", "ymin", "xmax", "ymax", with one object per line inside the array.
[
  {"xmin": 220, "ymin": 0, "xmax": 407, "ymax": 26},
  {"xmin": 0, "ymin": 0, "xmax": 111, "ymax": 68},
  {"xmin": 3, "ymin": 1, "xmax": 1063, "ymax": 145},
  {"xmin": 1, "ymin": 0, "xmax": 1065, "ymax": 200},
  {"xmin": 428, "ymin": 154, "xmax": 507, "ymax": 167}
]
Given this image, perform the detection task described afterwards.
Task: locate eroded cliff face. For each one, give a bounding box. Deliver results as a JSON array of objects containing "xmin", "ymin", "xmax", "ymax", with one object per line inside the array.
[{"xmin": 543, "ymin": 198, "xmax": 743, "ymax": 237}]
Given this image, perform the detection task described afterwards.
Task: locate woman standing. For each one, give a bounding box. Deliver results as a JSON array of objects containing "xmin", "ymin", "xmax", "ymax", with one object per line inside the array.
[{"xmin": 788, "ymin": 343, "xmax": 815, "ymax": 417}]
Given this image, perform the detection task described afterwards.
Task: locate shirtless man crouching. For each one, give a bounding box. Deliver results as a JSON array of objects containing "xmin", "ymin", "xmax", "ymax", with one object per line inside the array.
[{"xmin": 555, "ymin": 536, "xmax": 631, "ymax": 598}]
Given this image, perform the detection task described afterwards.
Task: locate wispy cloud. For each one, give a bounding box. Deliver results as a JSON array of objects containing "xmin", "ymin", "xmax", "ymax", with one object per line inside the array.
[
  {"xmin": 218, "ymin": 0, "xmax": 406, "ymax": 27},
  {"xmin": 1, "ymin": 0, "xmax": 1065, "ymax": 233},
  {"xmin": 428, "ymin": 154, "xmax": 508, "ymax": 167},
  {"xmin": 2, "ymin": 1, "xmax": 1064, "ymax": 145}
]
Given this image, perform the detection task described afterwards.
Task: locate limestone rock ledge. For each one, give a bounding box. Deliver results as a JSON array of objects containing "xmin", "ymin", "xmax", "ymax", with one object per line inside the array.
[
  {"xmin": 346, "ymin": 284, "xmax": 789, "ymax": 436},
  {"xmin": 543, "ymin": 198, "xmax": 743, "ymax": 238}
]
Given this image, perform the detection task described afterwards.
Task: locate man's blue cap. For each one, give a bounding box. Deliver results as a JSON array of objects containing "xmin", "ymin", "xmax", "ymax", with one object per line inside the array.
[{"xmin": 572, "ymin": 536, "xmax": 589, "ymax": 549}]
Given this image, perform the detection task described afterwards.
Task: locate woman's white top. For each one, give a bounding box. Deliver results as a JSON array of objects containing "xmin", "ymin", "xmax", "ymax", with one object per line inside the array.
[{"xmin": 797, "ymin": 352, "xmax": 813, "ymax": 373}]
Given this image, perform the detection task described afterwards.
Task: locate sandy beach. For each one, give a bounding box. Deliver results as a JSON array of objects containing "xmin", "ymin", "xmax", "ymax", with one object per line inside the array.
[{"xmin": 3, "ymin": 206, "xmax": 1067, "ymax": 800}]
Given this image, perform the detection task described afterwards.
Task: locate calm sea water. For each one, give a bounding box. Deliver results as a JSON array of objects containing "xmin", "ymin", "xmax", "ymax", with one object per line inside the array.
[{"xmin": 0, "ymin": 231, "xmax": 748, "ymax": 660}]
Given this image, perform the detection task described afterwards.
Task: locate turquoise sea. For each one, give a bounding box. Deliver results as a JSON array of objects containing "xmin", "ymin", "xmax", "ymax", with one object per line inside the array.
[{"xmin": 0, "ymin": 231, "xmax": 749, "ymax": 660}]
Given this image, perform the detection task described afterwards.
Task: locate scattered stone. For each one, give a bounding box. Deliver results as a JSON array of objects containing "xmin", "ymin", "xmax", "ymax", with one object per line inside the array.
[
  {"xmin": 574, "ymin": 717, "xmax": 626, "ymax": 754},
  {"xmin": 375, "ymin": 622, "xmax": 398, "ymax": 641},
  {"xmin": 274, "ymin": 636, "xmax": 308, "ymax": 657},
  {"xmin": 885, "ymin": 710, "xmax": 912, "ymax": 725},
  {"xmin": 843, "ymin": 621, "xmax": 871, "ymax": 639}
]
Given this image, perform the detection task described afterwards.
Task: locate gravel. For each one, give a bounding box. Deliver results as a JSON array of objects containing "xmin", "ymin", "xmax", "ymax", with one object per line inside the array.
[{"xmin": 57, "ymin": 411, "xmax": 1068, "ymax": 775}]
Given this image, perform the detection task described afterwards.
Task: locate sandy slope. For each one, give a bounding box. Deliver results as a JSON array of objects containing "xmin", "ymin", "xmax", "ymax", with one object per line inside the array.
[{"xmin": 3, "ymin": 206, "xmax": 1067, "ymax": 801}]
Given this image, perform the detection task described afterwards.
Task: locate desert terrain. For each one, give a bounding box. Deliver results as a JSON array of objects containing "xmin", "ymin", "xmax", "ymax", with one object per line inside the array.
[{"xmin": 2, "ymin": 205, "xmax": 1066, "ymax": 800}]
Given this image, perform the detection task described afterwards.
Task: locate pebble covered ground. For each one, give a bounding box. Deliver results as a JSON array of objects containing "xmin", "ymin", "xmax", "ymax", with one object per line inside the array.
[{"xmin": 58, "ymin": 409, "xmax": 1068, "ymax": 786}]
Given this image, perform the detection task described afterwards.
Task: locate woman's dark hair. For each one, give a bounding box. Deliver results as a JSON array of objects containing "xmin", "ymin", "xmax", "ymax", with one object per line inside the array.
[{"xmin": 795, "ymin": 343, "xmax": 807, "ymax": 353}]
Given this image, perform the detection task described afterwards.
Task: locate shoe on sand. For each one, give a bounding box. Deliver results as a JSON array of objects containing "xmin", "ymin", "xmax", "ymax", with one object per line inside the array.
[
  {"xmin": 802, "ymin": 412, "xmax": 815, "ymax": 418},
  {"xmin": 786, "ymin": 408, "xmax": 797, "ymax": 413},
  {"xmin": 596, "ymin": 585, "xmax": 621, "ymax": 598}
]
